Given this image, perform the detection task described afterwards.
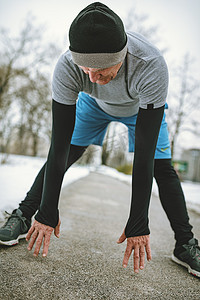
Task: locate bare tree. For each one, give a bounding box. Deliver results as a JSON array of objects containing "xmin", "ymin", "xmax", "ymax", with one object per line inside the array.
[
  {"xmin": 0, "ymin": 17, "xmax": 60, "ymax": 161},
  {"xmin": 77, "ymin": 145, "xmax": 99, "ymax": 166},
  {"xmin": 101, "ymin": 122, "xmax": 128, "ymax": 167},
  {"xmin": 167, "ymin": 54, "xmax": 200, "ymax": 159},
  {"xmin": 15, "ymin": 72, "xmax": 52, "ymax": 156},
  {"xmin": 101, "ymin": 123, "xmax": 116, "ymax": 165},
  {"xmin": 125, "ymin": 9, "xmax": 160, "ymax": 44}
]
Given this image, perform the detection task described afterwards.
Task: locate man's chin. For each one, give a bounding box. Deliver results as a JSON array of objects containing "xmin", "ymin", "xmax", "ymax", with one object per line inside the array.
[{"xmin": 96, "ymin": 79, "xmax": 112, "ymax": 85}]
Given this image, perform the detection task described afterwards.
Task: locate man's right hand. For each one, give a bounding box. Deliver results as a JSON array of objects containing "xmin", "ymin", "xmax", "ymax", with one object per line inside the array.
[{"xmin": 26, "ymin": 219, "xmax": 61, "ymax": 257}]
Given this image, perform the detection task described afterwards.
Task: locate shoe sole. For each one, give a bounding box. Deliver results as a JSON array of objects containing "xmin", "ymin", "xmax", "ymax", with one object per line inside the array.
[
  {"xmin": 0, "ymin": 233, "xmax": 27, "ymax": 246},
  {"xmin": 172, "ymin": 254, "xmax": 200, "ymax": 278}
]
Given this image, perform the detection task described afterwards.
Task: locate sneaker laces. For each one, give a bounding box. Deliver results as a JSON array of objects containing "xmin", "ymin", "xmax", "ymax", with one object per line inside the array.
[
  {"xmin": 186, "ymin": 243, "xmax": 200, "ymax": 260},
  {"xmin": 3, "ymin": 211, "xmax": 28, "ymax": 232}
]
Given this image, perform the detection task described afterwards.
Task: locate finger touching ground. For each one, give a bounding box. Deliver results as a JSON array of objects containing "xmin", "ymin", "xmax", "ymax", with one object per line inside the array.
[
  {"xmin": 145, "ymin": 241, "xmax": 152, "ymax": 261},
  {"xmin": 26, "ymin": 225, "xmax": 35, "ymax": 241},
  {"xmin": 133, "ymin": 245, "xmax": 140, "ymax": 273},
  {"xmin": 139, "ymin": 246, "xmax": 145, "ymax": 270},
  {"xmin": 123, "ymin": 243, "xmax": 132, "ymax": 268},
  {"xmin": 28, "ymin": 230, "xmax": 39, "ymax": 251},
  {"xmin": 33, "ymin": 231, "xmax": 44, "ymax": 257},
  {"xmin": 42, "ymin": 233, "xmax": 51, "ymax": 257}
]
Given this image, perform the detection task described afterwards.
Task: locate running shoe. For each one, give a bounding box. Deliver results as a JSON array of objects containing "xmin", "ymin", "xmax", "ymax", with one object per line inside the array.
[
  {"xmin": 0, "ymin": 209, "xmax": 31, "ymax": 246},
  {"xmin": 172, "ymin": 238, "xmax": 200, "ymax": 278}
]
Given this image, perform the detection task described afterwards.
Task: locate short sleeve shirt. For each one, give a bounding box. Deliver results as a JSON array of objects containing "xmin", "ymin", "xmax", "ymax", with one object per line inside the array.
[{"xmin": 52, "ymin": 31, "xmax": 169, "ymax": 117}]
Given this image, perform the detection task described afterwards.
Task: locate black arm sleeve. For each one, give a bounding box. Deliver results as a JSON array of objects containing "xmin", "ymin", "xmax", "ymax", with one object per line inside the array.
[
  {"xmin": 125, "ymin": 105, "xmax": 164, "ymax": 237},
  {"xmin": 34, "ymin": 100, "xmax": 76, "ymax": 228}
]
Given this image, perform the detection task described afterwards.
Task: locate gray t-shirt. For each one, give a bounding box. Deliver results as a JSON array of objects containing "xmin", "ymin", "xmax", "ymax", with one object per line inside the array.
[{"xmin": 52, "ymin": 31, "xmax": 168, "ymax": 117}]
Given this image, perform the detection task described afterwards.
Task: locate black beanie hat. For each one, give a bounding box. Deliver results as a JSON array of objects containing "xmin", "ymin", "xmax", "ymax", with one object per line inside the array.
[{"xmin": 69, "ymin": 2, "xmax": 127, "ymax": 68}]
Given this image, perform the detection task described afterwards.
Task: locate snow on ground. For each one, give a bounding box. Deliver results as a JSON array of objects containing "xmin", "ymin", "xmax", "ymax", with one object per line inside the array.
[
  {"xmin": 0, "ymin": 154, "xmax": 200, "ymax": 222},
  {"xmin": 152, "ymin": 179, "xmax": 200, "ymax": 214},
  {"xmin": 97, "ymin": 165, "xmax": 200, "ymax": 215},
  {"xmin": 0, "ymin": 154, "xmax": 89, "ymax": 221}
]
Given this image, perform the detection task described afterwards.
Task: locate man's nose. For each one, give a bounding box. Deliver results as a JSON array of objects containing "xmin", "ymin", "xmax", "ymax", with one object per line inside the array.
[{"xmin": 88, "ymin": 71, "xmax": 100, "ymax": 83}]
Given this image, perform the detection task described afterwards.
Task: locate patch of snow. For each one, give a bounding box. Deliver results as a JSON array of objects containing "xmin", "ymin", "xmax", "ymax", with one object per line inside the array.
[
  {"xmin": 0, "ymin": 154, "xmax": 89, "ymax": 221},
  {"xmin": 96, "ymin": 165, "xmax": 200, "ymax": 214},
  {"xmin": 0, "ymin": 154, "xmax": 199, "ymax": 222}
]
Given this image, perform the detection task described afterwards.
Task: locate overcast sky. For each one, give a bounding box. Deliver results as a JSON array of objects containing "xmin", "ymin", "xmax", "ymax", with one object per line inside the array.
[
  {"xmin": 0, "ymin": 0, "xmax": 199, "ymax": 72},
  {"xmin": 0, "ymin": 0, "xmax": 200, "ymax": 150}
]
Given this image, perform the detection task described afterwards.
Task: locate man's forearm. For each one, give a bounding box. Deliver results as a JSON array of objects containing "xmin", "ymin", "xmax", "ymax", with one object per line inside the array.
[
  {"xmin": 125, "ymin": 159, "xmax": 153, "ymax": 237},
  {"xmin": 125, "ymin": 105, "xmax": 164, "ymax": 237},
  {"xmin": 35, "ymin": 100, "xmax": 76, "ymax": 228}
]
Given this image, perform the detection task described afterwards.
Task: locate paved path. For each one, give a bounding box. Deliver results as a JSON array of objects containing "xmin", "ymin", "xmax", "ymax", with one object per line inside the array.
[{"xmin": 0, "ymin": 172, "xmax": 200, "ymax": 300}]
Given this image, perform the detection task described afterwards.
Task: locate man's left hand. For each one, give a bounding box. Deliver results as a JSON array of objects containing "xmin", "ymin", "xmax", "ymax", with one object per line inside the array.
[{"xmin": 117, "ymin": 231, "xmax": 151, "ymax": 273}]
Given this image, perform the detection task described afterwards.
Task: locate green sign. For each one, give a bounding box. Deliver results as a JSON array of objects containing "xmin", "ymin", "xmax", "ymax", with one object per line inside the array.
[{"xmin": 172, "ymin": 161, "xmax": 188, "ymax": 173}]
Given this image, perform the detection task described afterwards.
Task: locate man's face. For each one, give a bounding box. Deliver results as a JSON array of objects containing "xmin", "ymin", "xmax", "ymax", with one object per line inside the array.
[{"xmin": 79, "ymin": 62, "xmax": 122, "ymax": 85}]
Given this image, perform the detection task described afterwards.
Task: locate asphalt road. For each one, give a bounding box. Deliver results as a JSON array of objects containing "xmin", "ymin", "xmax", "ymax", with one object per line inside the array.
[{"xmin": 0, "ymin": 172, "xmax": 200, "ymax": 300}]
